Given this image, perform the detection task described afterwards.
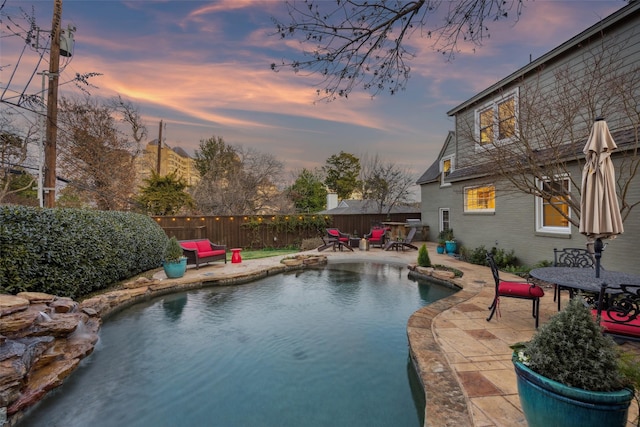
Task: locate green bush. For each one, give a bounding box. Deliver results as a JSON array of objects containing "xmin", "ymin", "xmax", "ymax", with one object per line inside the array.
[
  {"xmin": 460, "ymin": 245, "xmax": 488, "ymax": 265},
  {"xmin": 417, "ymin": 244, "xmax": 431, "ymax": 267},
  {"xmin": 0, "ymin": 206, "xmax": 168, "ymax": 298},
  {"xmin": 461, "ymin": 245, "xmax": 518, "ymax": 269},
  {"xmin": 521, "ymin": 296, "xmax": 625, "ymax": 391}
]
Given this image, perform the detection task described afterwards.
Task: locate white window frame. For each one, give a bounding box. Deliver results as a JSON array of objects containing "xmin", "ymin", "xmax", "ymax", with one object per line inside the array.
[
  {"xmin": 440, "ymin": 155, "xmax": 454, "ymax": 187},
  {"xmin": 464, "ymin": 184, "xmax": 495, "ymax": 213},
  {"xmin": 439, "ymin": 208, "xmax": 450, "ymax": 233},
  {"xmin": 535, "ymin": 175, "xmax": 572, "ymax": 235},
  {"xmin": 474, "ymin": 88, "xmax": 519, "ymax": 151}
]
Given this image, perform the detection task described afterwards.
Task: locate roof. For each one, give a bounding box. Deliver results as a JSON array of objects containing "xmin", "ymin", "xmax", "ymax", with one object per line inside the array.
[
  {"xmin": 416, "ymin": 131, "xmax": 456, "ymax": 185},
  {"xmin": 444, "ymin": 126, "xmax": 638, "ymax": 183},
  {"xmin": 447, "ymin": 2, "xmax": 640, "ymax": 116},
  {"xmin": 317, "ymin": 199, "xmax": 420, "ymax": 215},
  {"xmin": 147, "ymin": 140, "xmax": 193, "ymax": 159}
]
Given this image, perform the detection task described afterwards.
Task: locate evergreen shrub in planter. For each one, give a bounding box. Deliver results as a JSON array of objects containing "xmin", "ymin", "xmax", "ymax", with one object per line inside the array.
[{"xmin": 512, "ymin": 297, "xmax": 633, "ymax": 427}]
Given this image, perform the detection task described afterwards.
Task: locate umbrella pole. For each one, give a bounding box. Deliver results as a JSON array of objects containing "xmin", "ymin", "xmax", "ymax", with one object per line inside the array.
[{"xmin": 594, "ymin": 238, "xmax": 603, "ymax": 278}]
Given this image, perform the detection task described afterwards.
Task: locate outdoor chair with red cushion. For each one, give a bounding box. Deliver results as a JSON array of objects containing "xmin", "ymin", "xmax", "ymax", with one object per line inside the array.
[
  {"xmin": 326, "ymin": 228, "xmax": 350, "ymax": 243},
  {"xmin": 179, "ymin": 239, "xmax": 227, "ymax": 269},
  {"xmin": 486, "ymin": 252, "xmax": 545, "ymax": 328},
  {"xmin": 594, "ymin": 283, "xmax": 640, "ymax": 343},
  {"xmin": 365, "ymin": 227, "xmax": 386, "ymax": 248}
]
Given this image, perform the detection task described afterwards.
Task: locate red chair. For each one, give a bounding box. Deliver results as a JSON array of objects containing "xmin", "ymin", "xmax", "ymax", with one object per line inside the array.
[
  {"xmin": 326, "ymin": 228, "xmax": 350, "ymax": 243},
  {"xmin": 486, "ymin": 252, "xmax": 545, "ymax": 328},
  {"xmin": 319, "ymin": 228, "xmax": 353, "ymax": 252},
  {"xmin": 595, "ymin": 283, "xmax": 640, "ymax": 343},
  {"xmin": 365, "ymin": 227, "xmax": 386, "ymax": 248}
]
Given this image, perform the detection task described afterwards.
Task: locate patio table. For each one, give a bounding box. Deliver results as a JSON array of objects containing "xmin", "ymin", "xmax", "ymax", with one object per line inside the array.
[{"xmin": 529, "ymin": 267, "xmax": 640, "ymax": 299}]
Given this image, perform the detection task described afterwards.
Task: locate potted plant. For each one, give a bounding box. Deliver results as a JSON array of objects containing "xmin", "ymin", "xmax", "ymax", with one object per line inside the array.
[
  {"xmin": 440, "ymin": 228, "xmax": 457, "ymax": 254},
  {"xmin": 163, "ymin": 236, "xmax": 187, "ymax": 278},
  {"xmin": 511, "ymin": 296, "xmax": 634, "ymax": 427},
  {"xmin": 436, "ymin": 239, "xmax": 446, "ymax": 254}
]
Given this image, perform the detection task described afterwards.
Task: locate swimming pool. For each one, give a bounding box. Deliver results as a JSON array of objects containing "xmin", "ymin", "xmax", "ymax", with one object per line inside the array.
[{"xmin": 18, "ymin": 262, "xmax": 457, "ymax": 427}]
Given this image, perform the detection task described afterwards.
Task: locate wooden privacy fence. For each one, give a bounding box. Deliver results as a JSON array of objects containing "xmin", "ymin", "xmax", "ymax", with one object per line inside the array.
[{"xmin": 153, "ymin": 213, "xmax": 425, "ymax": 249}]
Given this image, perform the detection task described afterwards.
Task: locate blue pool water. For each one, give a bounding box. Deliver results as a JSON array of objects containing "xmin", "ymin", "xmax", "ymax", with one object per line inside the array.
[{"xmin": 19, "ymin": 262, "xmax": 457, "ymax": 427}]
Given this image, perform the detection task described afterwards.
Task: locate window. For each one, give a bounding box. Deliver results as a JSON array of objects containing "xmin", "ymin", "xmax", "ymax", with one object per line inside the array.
[
  {"xmin": 476, "ymin": 90, "xmax": 518, "ymax": 147},
  {"xmin": 464, "ymin": 185, "xmax": 495, "ymax": 212},
  {"xmin": 440, "ymin": 155, "xmax": 454, "ymax": 186},
  {"xmin": 439, "ymin": 208, "xmax": 450, "ymax": 233},
  {"xmin": 536, "ymin": 176, "xmax": 571, "ymax": 234}
]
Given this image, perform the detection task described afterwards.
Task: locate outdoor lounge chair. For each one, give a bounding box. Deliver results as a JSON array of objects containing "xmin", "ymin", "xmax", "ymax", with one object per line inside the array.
[
  {"xmin": 553, "ymin": 247, "xmax": 595, "ymax": 310},
  {"xmin": 486, "ymin": 252, "xmax": 545, "ymax": 328},
  {"xmin": 384, "ymin": 227, "xmax": 418, "ymax": 251},
  {"xmin": 318, "ymin": 228, "xmax": 353, "ymax": 252}
]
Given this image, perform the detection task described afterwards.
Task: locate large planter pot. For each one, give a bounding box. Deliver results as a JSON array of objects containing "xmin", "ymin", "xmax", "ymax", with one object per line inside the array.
[
  {"xmin": 513, "ymin": 357, "xmax": 633, "ymax": 427},
  {"xmin": 163, "ymin": 258, "xmax": 187, "ymax": 279},
  {"xmin": 445, "ymin": 240, "xmax": 457, "ymax": 254}
]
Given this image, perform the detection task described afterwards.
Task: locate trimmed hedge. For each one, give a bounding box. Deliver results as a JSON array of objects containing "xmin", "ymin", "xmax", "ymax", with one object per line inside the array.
[{"xmin": 0, "ymin": 206, "xmax": 168, "ymax": 298}]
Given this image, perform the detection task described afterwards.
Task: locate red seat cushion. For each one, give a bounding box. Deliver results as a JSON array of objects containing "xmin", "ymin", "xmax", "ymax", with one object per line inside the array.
[
  {"xmin": 593, "ymin": 309, "xmax": 640, "ymax": 337},
  {"xmin": 498, "ymin": 281, "xmax": 544, "ymax": 298},
  {"xmin": 198, "ymin": 250, "xmax": 226, "ymax": 258},
  {"xmin": 180, "ymin": 241, "xmax": 197, "ymax": 250}
]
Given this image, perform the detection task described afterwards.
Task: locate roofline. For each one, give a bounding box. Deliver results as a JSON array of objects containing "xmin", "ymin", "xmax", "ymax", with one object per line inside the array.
[{"xmin": 446, "ymin": 2, "xmax": 640, "ymax": 116}]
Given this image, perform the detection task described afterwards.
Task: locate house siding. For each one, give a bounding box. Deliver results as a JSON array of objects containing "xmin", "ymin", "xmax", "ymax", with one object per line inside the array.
[
  {"xmin": 420, "ymin": 2, "xmax": 640, "ymax": 274},
  {"xmin": 422, "ymin": 158, "xmax": 639, "ymax": 273}
]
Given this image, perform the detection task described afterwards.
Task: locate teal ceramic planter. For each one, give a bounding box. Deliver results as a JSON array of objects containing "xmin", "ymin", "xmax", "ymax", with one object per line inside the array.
[
  {"xmin": 436, "ymin": 246, "xmax": 445, "ymax": 254},
  {"xmin": 445, "ymin": 241, "xmax": 457, "ymax": 254},
  {"xmin": 513, "ymin": 358, "xmax": 632, "ymax": 427},
  {"xmin": 163, "ymin": 258, "xmax": 187, "ymax": 278}
]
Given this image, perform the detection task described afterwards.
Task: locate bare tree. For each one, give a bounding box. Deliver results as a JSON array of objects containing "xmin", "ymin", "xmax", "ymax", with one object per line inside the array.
[
  {"xmin": 192, "ymin": 141, "xmax": 285, "ymax": 215},
  {"xmin": 56, "ymin": 96, "xmax": 144, "ymax": 210},
  {"xmin": 360, "ymin": 154, "xmax": 415, "ymax": 213},
  {"xmin": 272, "ymin": 0, "xmax": 523, "ymax": 99},
  {"xmin": 0, "ymin": 108, "xmax": 38, "ymax": 204},
  {"xmin": 455, "ymin": 35, "xmax": 640, "ymax": 227}
]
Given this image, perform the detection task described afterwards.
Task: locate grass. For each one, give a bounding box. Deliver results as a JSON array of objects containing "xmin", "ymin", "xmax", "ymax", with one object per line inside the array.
[{"xmin": 238, "ymin": 247, "xmax": 300, "ymax": 260}]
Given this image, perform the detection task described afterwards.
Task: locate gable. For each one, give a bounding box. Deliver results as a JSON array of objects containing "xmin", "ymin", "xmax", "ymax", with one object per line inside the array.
[{"xmin": 416, "ymin": 131, "xmax": 456, "ymax": 185}]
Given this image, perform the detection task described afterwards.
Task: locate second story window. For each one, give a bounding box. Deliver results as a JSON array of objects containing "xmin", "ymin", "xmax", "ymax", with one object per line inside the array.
[
  {"xmin": 440, "ymin": 155, "xmax": 454, "ymax": 186},
  {"xmin": 476, "ymin": 89, "xmax": 518, "ymax": 148}
]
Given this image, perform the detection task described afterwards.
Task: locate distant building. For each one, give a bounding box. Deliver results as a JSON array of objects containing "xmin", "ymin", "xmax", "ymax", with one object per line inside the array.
[{"xmin": 135, "ymin": 140, "xmax": 200, "ymax": 189}]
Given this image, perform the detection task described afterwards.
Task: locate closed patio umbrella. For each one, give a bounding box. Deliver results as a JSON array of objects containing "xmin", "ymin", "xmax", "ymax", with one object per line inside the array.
[{"xmin": 579, "ymin": 118, "xmax": 624, "ymax": 277}]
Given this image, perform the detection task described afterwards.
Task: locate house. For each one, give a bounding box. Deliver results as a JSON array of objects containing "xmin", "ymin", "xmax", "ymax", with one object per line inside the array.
[
  {"xmin": 418, "ymin": 2, "xmax": 640, "ymax": 274},
  {"xmin": 317, "ymin": 199, "xmax": 420, "ymax": 216}
]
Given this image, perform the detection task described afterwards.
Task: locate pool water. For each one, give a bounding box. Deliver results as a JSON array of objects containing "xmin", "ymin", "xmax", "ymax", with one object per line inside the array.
[{"xmin": 18, "ymin": 262, "xmax": 457, "ymax": 427}]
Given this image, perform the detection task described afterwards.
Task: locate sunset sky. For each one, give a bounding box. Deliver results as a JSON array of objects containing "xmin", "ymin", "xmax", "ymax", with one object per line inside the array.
[{"xmin": 0, "ymin": 1, "xmax": 625, "ymax": 199}]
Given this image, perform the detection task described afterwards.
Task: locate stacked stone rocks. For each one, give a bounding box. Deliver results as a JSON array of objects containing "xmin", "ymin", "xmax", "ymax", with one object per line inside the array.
[{"xmin": 0, "ymin": 292, "xmax": 101, "ymax": 426}]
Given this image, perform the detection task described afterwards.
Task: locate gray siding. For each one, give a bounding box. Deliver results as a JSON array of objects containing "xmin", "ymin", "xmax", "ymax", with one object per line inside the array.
[
  {"xmin": 418, "ymin": 3, "xmax": 640, "ymax": 274},
  {"xmin": 423, "ymin": 156, "xmax": 640, "ymax": 274}
]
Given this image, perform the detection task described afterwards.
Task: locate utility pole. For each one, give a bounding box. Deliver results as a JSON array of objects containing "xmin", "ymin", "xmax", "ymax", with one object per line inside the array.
[
  {"xmin": 43, "ymin": 0, "xmax": 62, "ymax": 208},
  {"xmin": 156, "ymin": 120, "xmax": 163, "ymax": 174}
]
